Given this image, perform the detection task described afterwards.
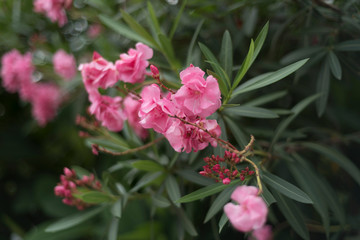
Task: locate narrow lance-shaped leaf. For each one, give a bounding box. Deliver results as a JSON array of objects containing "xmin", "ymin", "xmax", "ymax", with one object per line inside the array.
[
  {"xmin": 231, "ymin": 40, "xmax": 254, "ymax": 90},
  {"xmin": 177, "ymin": 180, "xmax": 241, "ymax": 203},
  {"xmin": 250, "ymin": 21, "xmax": 269, "ymax": 66},
  {"xmin": 147, "ymin": 1, "xmax": 162, "ymax": 35},
  {"xmin": 165, "ymin": 175, "xmax": 181, "ymax": 207},
  {"xmin": 99, "ymin": 15, "xmax": 157, "ymax": 50},
  {"xmin": 243, "ymin": 90, "xmax": 288, "ymax": 107},
  {"xmin": 220, "ymin": 30, "xmax": 233, "ymax": 80},
  {"xmin": 262, "ymin": 172, "xmax": 313, "ymax": 204},
  {"xmin": 186, "ymin": 20, "xmax": 204, "ymax": 66},
  {"xmin": 45, "ymin": 206, "xmax": 105, "ymax": 232},
  {"xmin": 261, "ymin": 183, "xmax": 276, "ymax": 206},
  {"xmin": 132, "ymin": 160, "xmax": 164, "ymax": 172},
  {"xmin": 316, "ymin": 60, "xmax": 330, "ymax": 117},
  {"xmin": 327, "ymin": 51, "xmax": 342, "ymax": 80},
  {"xmin": 218, "ymin": 212, "xmax": 229, "ymax": 233},
  {"xmin": 270, "ymin": 93, "xmax": 320, "ymax": 149},
  {"xmin": 272, "ymin": 191, "xmax": 310, "ymax": 240},
  {"xmin": 223, "ymin": 106, "xmax": 279, "ymax": 119},
  {"xmin": 231, "ymin": 59, "xmax": 308, "ymax": 99},
  {"xmin": 280, "ymin": 47, "xmax": 323, "ymax": 65},
  {"xmin": 169, "ymin": 0, "xmax": 187, "ymax": 39},
  {"xmin": 335, "ymin": 39, "xmax": 360, "ymax": 51},
  {"xmin": 223, "ymin": 116, "xmax": 249, "ymax": 148}
]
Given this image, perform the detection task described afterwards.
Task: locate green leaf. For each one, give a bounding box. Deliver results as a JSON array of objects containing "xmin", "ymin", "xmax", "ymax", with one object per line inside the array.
[
  {"xmin": 287, "ymin": 159, "xmax": 329, "ymax": 237},
  {"xmin": 120, "ymin": 9, "xmax": 159, "ymax": 49},
  {"xmin": 107, "ymin": 217, "xmax": 119, "ymax": 240},
  {"xmin": 165, "ymin": 175, "xmax": 181, "ymax": 207},
  {"xmin": 335, "ymin": 39, "xmax": 360, "ymax": 51},
  {"xmin": 263, "ymin": 172, "xmax": 313, "ymax": 204},
  {"xmin": 243, "ymin": 90, "xmax": 287, "ymax": 107},
  {"xmin": 99, "ymin": 15, "xmax": 157, "ymax": 49},
  {"xmin": 220, "ymin": 30, "xmax": 233, "ymax": 80},
  {"xmin": 223, "ymin": 116, "xmax": 249, "ymax": 148},
  {"xmin": 158, "ymin": 33, "xmax": 177, "ymax": 66},
  {"xmin": 176, "ymin": 169, "xmax": 214, "ymax": 186},
  {"xmin": 316, "ymin": 60, "xmax": 330, "ymax": 117},
  {"xmin": 204, "ymin": 185, "xmax": 236, "ymax": 223},
  {"xmin": 177, "ymin": 180, "xmax": 241, "ymax": 203},
  {"xmin": 301, "ymin": 142, "xmax": 360, "ymax": 186},
  {"xmin": 147, "ymin": 1, "xmax": 162, "ymax": 35},
  {"xmin": 280, "ymin": 47, "xmax": 323, "ymax": 65},
  {"xmin": 250, "ymin": 21, "xmax": 269, "ymax": 66},
  {"xmin": 224, "ymin": 106, "xmax": 279, "ymax": 119},
  {"xmin": 71, "ymin": 166, "xmax": 91, "ymax": 179},
  {"xmin": 186, "ymin": 20, "xmax": 204, "ymax": 66},
  {"xmin": 132, "ymin": 160, "xmax": 164, "ymax": 172},
  {"xmin": 232, "ymin": 40, "xmax": 254, "ymax": 89},
  {"xmin": 232, "ymin": 59, "xmax": 308, "ymax": 98},
  {"xmin": 272, "ymin": 191, "xmax": 310, "ymax": 240},
  {"xmin": 152, "ymin": 194, "xmax": 171, "ymax": 208},
  {"xmin": 218, "ymin": 212, "xmax": 229, "ymax": 233},
  {"xmin": 327, "ymin": 51, "xmax": 342, "ymax": 80},
  {"xmin": 80, "ymin": 191, "xmax": 114, "ymax": 204},
  {"xmin": 111, "ymin": 199, "xmax": 122, "ymax": 218},
  {"xmin": 270, "ymin": 93, "xmax": 320, "ymax": 148},
  {"xmin": 169, "ymin": 0, "xmax": 187, "ymax": 39},
  {"xmin": 261, "ymin": 183, "xmax": 276, "ymax": 206},
  {"xmin": 85, "ymin": 138, "xmax": 129, "ymax": 153},
  {"xmin": 86, "ymin": 0, "xmax": 112, "ymax": 14},
  {"xmin": 199, "ymin": 42, "xmax": 229, "ymax": 95},
  {"xmin": 130, "ymin": 172, "xmax": 163, "ymax": 192},
  {"xmin": 45, "ymin": 207, "xmax": 105, "ymax": 232},
  {"xmin": 176, "ymin": 207, "xmax": 198, "ymax": 236}
]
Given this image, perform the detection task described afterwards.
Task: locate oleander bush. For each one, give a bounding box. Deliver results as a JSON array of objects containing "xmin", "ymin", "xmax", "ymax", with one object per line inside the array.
[{"xmin": 1, "ymin": 0, "xmax": 360, "ymax": 239}]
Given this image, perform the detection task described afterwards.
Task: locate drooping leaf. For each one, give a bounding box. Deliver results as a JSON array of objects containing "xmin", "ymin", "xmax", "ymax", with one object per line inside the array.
[
  {"xmin": 111, "ymin": 199, "xmax": 122, "ymax": 218},
  {"xmin": 169, "ymin": 0, "xmax": 187, "ymax": 39},
  {"xmin": 45, "ymin": 206, "xmax": 105, "ymax": 232},
  {"xmin": 176, "ymin": 207, "xmax": 198, "ymax": 236},
  {"xmin": 220, "ymin": 30, "xmax": 233, "ymax": 79},
  {"xmin": 232, "ymin": 59, "xmax": 308, "ymax": 98},
  {"xmin": 224, "ymin": 106, "xmax": 279, "ymax": 119},
  {"xmin": 243, "ymin": 90, "xmax": 288, "ymax": 107},
  {"xmin": 263, "ymin": 172, "xmax": 313, "ymax": 204},
  {"xmin": 223, "ymin": 116, "xmax": 249, "ymax": 148},
  {"xmin": 327, "ymin": 51, "xmax": 342, "ymax": 80},
  {"xmin": 218, "ymin": 212, "xmax": 229, "ymax": 233},
  {"xmin": 335, "ymin": 39, "xmax": 360, "ymax": 51},
  {"xmin": 280, "ymin": 47, "xmax": 323, "ymax": 65},
  {"xmin": 301, "ymin": 142, "xmax": 360, "ymax": 186},
  {"xmin": 107, "ymin": 217, "xmax": 119, "ymax": 240},
  {"xmin": 272, "ymin": 191, "xmax": 310, "ymax": 240},
  {"xmin": 250, "ymin": 21, "xmax": 269, "ymax": 66},
  {"xmin": 204, "ymin": 185, "xmax": 237, "ymax": 223},
  {"xmin": 86, "ymin": 138, "xmax": 129, "ymax": 153},
  {"xmin": 176, "ymin": 169, "xmax": 214, "ymax": 186},
  {"xmin": 261, "ymin": 183, "xmax": 276, "ymax": 206},
  {"xmin": 147, "ymin": 1, "xmax": 162, "ymax": 35},
  {"xmin": 316, "ymin": 60, "xmax": 331, "ymax": 117},
  {"xmin": 130, "ymin": 172, "xmax": 163, "ymax": 192},
  {"xmin": 270, "ymin": 93, "xmax": 320, "ymax": 148},
  {"xmin": 177, "ymin": 180, "xmax": 241, "ymax": 203},
  {"xmin": 186, "ymin": 20, "xmax": 204, "ymax": 66},
  {"xmin": 165, "ymin": 175, "xmax": 181, "ymax": 207},
  {"xmin": 75, "ymin": 191, "xmax": 115, "ymax": 204},
  {"xmin": 152, "ymin": 194, "xmax": 171, "ymax": 208}
]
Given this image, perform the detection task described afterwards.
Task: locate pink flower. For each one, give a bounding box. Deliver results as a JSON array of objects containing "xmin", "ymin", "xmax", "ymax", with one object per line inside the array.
[
  {"xmin": 124, "ymin": 95, "xmax": 148, "ymax": 139},
  {"xmin": 87, "ymin": 24, "xmax": 102, "ymax": 39},
  {"xmin": 224, "ymin": 186, "xmax": 268, "ymax": 232},
  {"xmin": 34, "ymin": 0, "xmax": 72, "ymax": 27},
  {"xmin": 31, "ymin": 83, "xmax": 62, "ymax": 126},
  {"xmin": 79, "ymin": 52, "xmax": 118, "ymax": 94},
  {"xmin": 138, "ymin": 84, "xmax": 175, "ymax": 133},
  {"xmin": 1, "ymin": 50, "xmax": 34, "ymax": 94},
  {"xmin": 53, "ymin": 49, "xmax": 77, "ymax": 80},
  {"xmin": 172, "ymin": 64, "xmax": 221, "ymax": 118},
  {"xmin": 89, "ymin": 95, "xmax": 126, "ymax": 132},
  {"xmin": 251, "ymin": 225, "xmax": 273, "ymax": 240},
  {"xmin": 115, "ymin": 43, "xmax": 153, "ymax": 84},
  {"xmin": 164, "ymin": 119, "xmax": 221, "ymax": 153}
]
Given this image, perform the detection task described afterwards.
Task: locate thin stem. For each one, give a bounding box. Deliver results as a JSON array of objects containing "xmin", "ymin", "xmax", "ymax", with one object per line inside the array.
[
  {"xmin": 243, "ymin": 157, "xmax": 263, "ymax": 195},
  {"xmin": 96, "ymin": 137, "xmax": 164, "ymax": 156}
]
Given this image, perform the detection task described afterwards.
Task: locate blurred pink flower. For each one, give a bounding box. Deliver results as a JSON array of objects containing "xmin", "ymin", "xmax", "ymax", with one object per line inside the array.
[
  {"xmin": 172, "ymin": 64, "xmax": 221, "ymax": 118},
  {"xmin": 138, "ymin": 84, "xmax": 175, "ymax": 133},
  {"xmin": 1, "ymin": 50, "xmax": 34, "ymax": 94},
  {"xmin": 87, "ymin": 24, "xmax": 102, "ymax": 39},
  {"xmin": 224, "ymin": 185, "xmax": 268, "ymax": 232},
  {"xmin": 89, "ymin": 95, "xmax": 126, "ymax": 132},
  {"xmin": 251, "ymin": 225, "xmax": 273, "ymax": 240},
  {"xmin": 34, "ymin": 0, "xmax": 72, "ymax": 27},
  {"xmin": 115, "ymin": 43, "xmax": 153, "ymax": 84},
  {"xmin": 79, "ymin": 52, "xmax": 118, "ymax": 94},
  {"xmin": 53, "ymin": 49, "xmax": 77, "ymax": 80},
  {"xmin": 31, "ymin": 83, "xmax": 62, "ymax": 126},
  {"xmin": 124, "ymin": 95, "xmax": 148, "ymax": 139}
]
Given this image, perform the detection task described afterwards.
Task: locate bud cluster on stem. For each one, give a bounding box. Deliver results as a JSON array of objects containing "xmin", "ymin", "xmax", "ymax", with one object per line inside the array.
[{"xmin": 54, "ymin": 167, "xmax": 102, "ymax": 210}]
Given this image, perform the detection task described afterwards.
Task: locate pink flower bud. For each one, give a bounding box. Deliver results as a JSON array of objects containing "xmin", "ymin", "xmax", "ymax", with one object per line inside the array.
[
  {"xmin": 199, "ymin": 171, "xmax": 207, "ymax": 176},
  {"xmin": 240, "ymin": 174, "xmax": 245, "ymax": 181},
  {"xmin": 150, "ymin": 65, "xmax": 159, "ymax": 77},
  {"xmin": 212, "ymin": 164, "xmax": 221, "ymax": 173},
  {"xmin": 64, "ymin": 167, "xmax": 73, "ymax": 177},
  {"xmin": 222, "ymin": 178, "xmax": 231, "ymax": 185},
  {"xmin": 69, "ymin": 181, "xmax": 76, "ymax": 189},
  {"xmin": 54, "ymin": 185, "xmax": 65, "ymax": 196},
  {"xmin": 91, "ymin": 144, "xmax": 99, "ymax": 155},
  {"xmin": 232, "ymin": 170, "xmax": 239, "ymax": 177},
  {"xmin": 248, "ymin": 171, "xmax": 255, "ymax": 176}
]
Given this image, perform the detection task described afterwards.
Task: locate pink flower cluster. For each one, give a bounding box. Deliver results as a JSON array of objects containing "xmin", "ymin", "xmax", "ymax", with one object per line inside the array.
[
  {"xmin": 200, "ymin": 151, "xmax": 254, "ymax": 184},
  {"xmin": 224, "ymin": 186, "xmax": 272, "ymax": 240},
  {"xmin": 53, "ymin": 49, "xmax": 77, "ymax": 80},
  {"xmin": 78, "ymin": 43, "xmax": 152, "ymax": 137},
  {"xmin": 54, "ymin": 167, "xmax": 102, "ymax": 210},
  {"xmin": 1, "ymin": 49, "xmax": 62, "ymax": 126},
  {"xmin": 33, "ymin": 0, "xmax": 72, "ymax": 27},
  {"xmin": 138, "ymin": 65, "xmax": 221, "ymax": 153}
]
